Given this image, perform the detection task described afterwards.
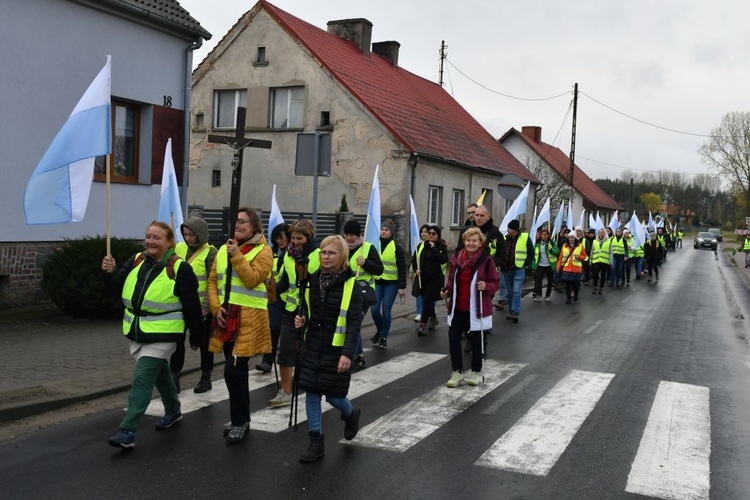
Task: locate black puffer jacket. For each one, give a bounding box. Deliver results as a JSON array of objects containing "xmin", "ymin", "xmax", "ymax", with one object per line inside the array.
[{"xmin": 298, "ymin": 268, "xmax": 363, "ymax": 398}]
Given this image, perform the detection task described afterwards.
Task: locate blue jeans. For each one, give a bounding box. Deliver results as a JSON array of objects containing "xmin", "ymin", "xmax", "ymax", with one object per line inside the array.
[
  {"xmin": 372, "ymin": 281, "xmax": 398, "ymax": 339},
  {"xmin": 504, "ymin": 268, "xmax": 525, "ymax": 315},
  {"xmin": 610, "ymin": 255, "xmax": 625, "ymax": 285},
  {"xmin": 633, "ymin": 257, "xmax": 644, "ymax": 277},
  {"xmin": 498, "ymin": 272, "xmax": 508, "ymax": 302},
  {"xmin": 416, "ymin": 295, "xmax": 423, "ymax": 315},
  {"xmin": 306, "ymin": 392, "xmax": 354, "ymax": 433}
]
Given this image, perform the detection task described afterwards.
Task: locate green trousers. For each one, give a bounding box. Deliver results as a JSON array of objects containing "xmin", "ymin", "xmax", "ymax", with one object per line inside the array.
[{"xmin": 120, "ymin": 356, "xmax": 180, "ymax": 431}]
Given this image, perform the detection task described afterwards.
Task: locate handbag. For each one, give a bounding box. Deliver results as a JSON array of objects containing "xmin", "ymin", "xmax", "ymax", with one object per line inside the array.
[
  {"xmin": 210, "ymin": 305, "xmax": 239, "ymax": 342},
  {"xmin": 357, "ymin": 280, "xmax": 377, "ymax": 308}
]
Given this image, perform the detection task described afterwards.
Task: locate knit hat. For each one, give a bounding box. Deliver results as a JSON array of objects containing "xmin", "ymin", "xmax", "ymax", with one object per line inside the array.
[
  {"xmin": 343, "ymin": 219, "xmax": 361, "ymax": 236},
  {"xmin": 381, "ymin": 219, "xmax": 396, "ymax": 233},
  {"xmin": 289, "ymin": 219, "xmax": 314, "ymax": 241},
  {"xmin": 574, "ymin": 226, "xmax": 583, "ymax": 233},
  {"xmin": 507, "ymin": 219, "xmax": 520, "ymax": 231}
]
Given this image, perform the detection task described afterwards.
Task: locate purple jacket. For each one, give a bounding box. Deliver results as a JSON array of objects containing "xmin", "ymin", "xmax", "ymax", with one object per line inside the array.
[{"xmin": 444, "ymin": 249, "xmax": 499, "ymax": 329}]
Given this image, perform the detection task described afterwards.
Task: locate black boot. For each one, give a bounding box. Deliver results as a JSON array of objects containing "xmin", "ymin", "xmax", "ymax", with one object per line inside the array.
[
  {"xmin": 171, "ymin": 371, "xmax": 181, "ymax": 393},
  {"xmin": 300, "ymin": 432, "xmax": 325, "ymax": 463},
  {"xmin": 342, "ymin": 406, "xmax": 361, "ymax": 441},
  {"xmin": 193, "ymin": 371, "xmax": 212, "ymax": 393}
]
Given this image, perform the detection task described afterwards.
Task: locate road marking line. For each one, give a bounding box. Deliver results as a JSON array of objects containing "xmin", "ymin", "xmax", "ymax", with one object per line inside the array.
[
  {"xmin": 250, "ymin": 351, "xmax": 446, "ymax": 434},
  {"xmin": 482, "ymin": 373, "xmax": 537, "ymax": 415},
  {"xmin": 346, "ymin": 360, "xmax": 525, "ymax": 451},
  {"xmin": 475, "ymin": 369, "xmax": 614, "ymax": 476},
  {"xmin": 583, "ymin": 319, "xmax": 604, "ymax": 335},
  {"xmin": 625, "ymin": 381, "xmax": 711, "ymax": 500}
]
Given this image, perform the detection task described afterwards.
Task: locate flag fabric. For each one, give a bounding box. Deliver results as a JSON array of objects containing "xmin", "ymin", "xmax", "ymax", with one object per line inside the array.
[
  {"xmin": 589, "ymin": 212, "xmax": 597, "ymax": 230},
  {"xmin": 476, "ymin": 189, "xmax": 487, "ymax": 206},
  {"xmin": 157, "ymin": 138, "xmax": 184, "ymax": 242},
  {"xmin": 409, "ymin": 195, "xmax": 420, "ymax": 254},
  {"xmin": 566, "ymin": 201, "xmax": 574, "ymax": 229},
  {"xmin": 532, "ymin": 197, "xmax": 551, "ymax": 235},
  {"xmin": 647, "ymin": 211, "xmax": 655, "ymax": 231},
  {"xmin": 363, "ymin": 165, "xmax": 381, "ymax": 246},
  {"xmin": 609, "ymin": 210, "xmax": 620, "ymax": 232},
  {"xmin": 596, "ymin": 212, "xmax": 604, "ymax": 233},
  {"xmin": 627, "ymin": 211, "xmax": 644, "ymax": 249},
  {"xmin": 552, "ymin": 201, "xmax": 565, "ymax": 237},
  {"xmin": 24, "ymin": 56, "xmax": 112, "ymax": 224},
  {"xmin": 499, "ymin": 182, "xmax": 530, "ymax": 233},
  {"xmin": 577, "ymin": 208, "xmax": 586, "ymax": 229},
  {"xmin": 528, "ymin": 204, "xmax": 539, "ymax": 239},
  {"xmin": 267, "ymin": 184, "xmax": 285, "ymax": 243}
]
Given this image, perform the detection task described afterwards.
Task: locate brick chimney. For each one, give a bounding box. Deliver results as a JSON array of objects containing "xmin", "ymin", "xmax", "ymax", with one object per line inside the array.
[
  {"xmin": 372, "ymin": 41, "xmax": 400, "ymax": 66},
  {"xmin": 521, "ymin": 126, "xmax": 542, "ymax": 144},
  {"xmin": 327, "ymin": 18, "xmax": 373, "ymax": 55}
]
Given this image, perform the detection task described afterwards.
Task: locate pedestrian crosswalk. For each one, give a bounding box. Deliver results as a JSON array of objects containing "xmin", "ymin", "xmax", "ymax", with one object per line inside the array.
[{"xmin": 144, "ymin": 352, "xmax": 711, "ymax": 500}]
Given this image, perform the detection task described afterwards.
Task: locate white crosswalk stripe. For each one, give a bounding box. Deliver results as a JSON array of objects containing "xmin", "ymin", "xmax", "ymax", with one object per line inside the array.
[
  {"xmin": 625, "ymin": 381, "xmax": 711, "ymax": 500},
  {"xmin": 475, "ymin": 369, "xmax": 615, "ymax": 476},
  {"xmin": 345, "ymin": 360, "xmax": 525, "ymax": 452}
]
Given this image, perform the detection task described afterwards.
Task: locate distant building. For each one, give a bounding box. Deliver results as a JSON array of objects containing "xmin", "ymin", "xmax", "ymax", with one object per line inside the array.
[
  {"xmin": 189, "ymin": 0, "xmax": 536, "ymax": 249},
  {"xmin": 500, "ymin": 126, "xmax": 623, "ymax": 228},
  {"xmin": 0, "ymin": 0, "xmax": 210, "ymax": 306}
]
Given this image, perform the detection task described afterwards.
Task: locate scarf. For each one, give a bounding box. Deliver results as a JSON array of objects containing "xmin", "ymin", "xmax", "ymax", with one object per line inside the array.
[
  {"xmin": 457, "ymin": 248, "xmax": 483, "ymax": 274},
  {"xmin": 318, "ymin": 268, "xmax": 347, "ymax": 302},
  {"xmin": 347, "ymin": 236, "xmax": 364, "ymax": 250}
]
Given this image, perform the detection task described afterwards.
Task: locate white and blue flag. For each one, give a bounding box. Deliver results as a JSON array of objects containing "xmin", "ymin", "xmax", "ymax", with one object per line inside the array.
[
  {"xmin": 157, "ymin": 138, "xmax": 184, "ymax": 242},
  {"xmin": 552, "ymin": 201, "xmax": 565, "ymax": 237},
  {"xmin": 627, "ymin": 211, "xmax": 645, "ymax": 249},
  {"xmin": 267, "ymin": 184, "xmax": 285, "ymax": 243},
  {"xmin": 364, "ymin": 165, "xmax": 381, "ymax": 246},
  {"xmin": 24, "ymin": 56, "xmax": 111, "ymax": 224},
  {"xmin": 409, "ymin": 195, "xmax": 420, "ymax": 255},
  {"xmin": 499, "ymin": 181, "xmax": 530, "ymax": 234}
]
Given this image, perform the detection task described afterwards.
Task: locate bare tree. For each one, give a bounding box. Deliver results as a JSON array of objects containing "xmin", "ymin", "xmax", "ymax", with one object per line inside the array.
[
  {"xmin": 524, "ymin": 154, "xmax": 569, "ymax": 216},
  {"xmin": 698, "ymin": 111, "xmax": 750, "ymax": 217}
]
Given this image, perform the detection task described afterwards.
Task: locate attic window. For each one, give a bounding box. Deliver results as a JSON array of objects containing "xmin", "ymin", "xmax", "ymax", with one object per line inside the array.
[
  {"xmin": 320, "ymin": 111, "xmax": 330, "ymax": 127},
  {"xmin": 253, "ymin": 46, "xmax": 268, "ymax": 67}
]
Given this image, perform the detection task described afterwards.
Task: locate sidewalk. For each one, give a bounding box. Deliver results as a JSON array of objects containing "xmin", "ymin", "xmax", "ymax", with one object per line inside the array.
[{"xmin": 0, "ymin": 295, "xmax": 428, "ymax": 423}]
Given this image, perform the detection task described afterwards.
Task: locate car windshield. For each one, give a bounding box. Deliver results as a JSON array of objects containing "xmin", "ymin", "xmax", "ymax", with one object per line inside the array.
[
  {"xmin": 698, "ymin": 233, "xmax": 715, "ymax": 238},
  {"xmin": 708, "ymin": 228, "xmax": 721, "ymax": 233}
]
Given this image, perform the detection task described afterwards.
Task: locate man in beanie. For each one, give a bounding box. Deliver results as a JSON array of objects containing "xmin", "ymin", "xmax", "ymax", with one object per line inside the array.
[
  {"xmin": 344, "ymin": 220, "xmax": 383, "ymax": 362},
  {"xmin": 504, "ymin": 219, "xmax": 533, "ymax": 323}
]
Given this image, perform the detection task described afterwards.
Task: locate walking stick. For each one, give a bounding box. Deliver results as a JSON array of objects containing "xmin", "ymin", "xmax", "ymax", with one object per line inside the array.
[
  {"xmin": 272, "ymin": 353, "xmax": 280, "ymax": 391},
  {"xmin": 289, "ymin": 260, "xmax": 309, "ymax": 430},
  {"xmin": 479, "ymin": 288, "xmax": 485, "ymax": 383}
]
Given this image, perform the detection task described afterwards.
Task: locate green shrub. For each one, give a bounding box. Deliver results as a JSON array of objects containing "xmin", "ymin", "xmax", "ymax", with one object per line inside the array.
[
  {"xmin": 339, "ymin": 194, "xmax": 349, "ymax": 212},
  {"xmin": 41, "ymin": 236, "xmax": 142, "ymax": 318}
]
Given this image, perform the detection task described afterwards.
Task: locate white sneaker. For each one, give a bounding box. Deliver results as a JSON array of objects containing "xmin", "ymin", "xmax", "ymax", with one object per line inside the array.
[
  {"xmin": 533, "ymin": 296, "xmax": 541, "ymax": 302},
  {"xmin": 413, "ymin": 314, "xmax": 422, "ymax": 322},
  {"xmin": 268, "ymin": 389, "xmax": 292, "ymax": 407},
  {"xmin": 543, "ymin": 296, "xmax": 550, "ymax": 302},
  {"xmin": 447, "ymin": 371, "xmax": 463, "ymax": 388},
  {"xmin": 465, "ymin": 371, "xmax": 483, "ymax": 386}
]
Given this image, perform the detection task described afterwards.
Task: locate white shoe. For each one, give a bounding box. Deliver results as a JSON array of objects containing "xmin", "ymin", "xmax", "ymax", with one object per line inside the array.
[
  {"xmin": 533, "ymin": 296, "xmax": 541, "ymax": 302},
  {"xmin": 465, "ymin": 371, "xmax": 483, "ymax": 386},
  {"xmin": 543, "ymin": 296, "xmax": 550, "ymax": 302},
  {"xmin": 268, "ymin": 389, "xmax": 292, "ymax": 407},
  {"xmin": 447, "ymin": 371, "xmax": 463, "ymax": 388},
  {"xmin": 413, "ymin": 314, "xmax": 422, "ymax": 322}
]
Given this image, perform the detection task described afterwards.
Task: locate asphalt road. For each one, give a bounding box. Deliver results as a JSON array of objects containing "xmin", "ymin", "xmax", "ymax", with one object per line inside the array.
[{"xmin": 2, "ymin": 247, "xmax": 750, "ymax": 500}]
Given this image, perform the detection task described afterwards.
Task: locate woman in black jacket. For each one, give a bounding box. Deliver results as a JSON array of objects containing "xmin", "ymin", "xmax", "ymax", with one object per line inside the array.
[
  {"xmin": 294, "ymin": 235, "xmax": 363, "ymax": 463},
  {"xmin": 412, "ymin": 225, "xmax": 449, "ymax": 335}
]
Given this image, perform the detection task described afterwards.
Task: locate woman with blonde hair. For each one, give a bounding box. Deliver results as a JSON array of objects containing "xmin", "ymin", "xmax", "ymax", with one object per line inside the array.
[{"xmin": 294, "ymin": 235, "xmax": 363, "ymax": 462}]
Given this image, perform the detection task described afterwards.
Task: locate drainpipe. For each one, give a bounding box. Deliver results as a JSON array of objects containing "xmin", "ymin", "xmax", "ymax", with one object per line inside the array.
[
  {"xmin": 410, "ymin": 152, "xmax": 419, "ymax": 200},
  {"xmin": 182, "ymin": 39, "xmax": 203, "ymax": 215}
]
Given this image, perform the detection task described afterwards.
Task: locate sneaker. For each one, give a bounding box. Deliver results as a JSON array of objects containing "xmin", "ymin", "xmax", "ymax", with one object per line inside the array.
[
  {"xmin": 108, "ymin": 429, "xmax": 136, "ymax": 449},
  {"xmin": 268, "ymin": 389, "xmax": 292, "ymax": 407},
  {"xmin": 155, "ymin": 411, "xmax": 183, "ymax": 430},
  {"xmin": 543, "ymin": 296, "xmax": 550, "ymax": 302},
  {"xmin": 377, "ymin": 338, "xmax": 387, "ymax": 349},
  {"xmin": 465, "ymin": 371, "xmax": 483, "ymax": 386},
  {"xmin": 255, "ymin": 362, "xmax": 272, "ymax": 373},
  {"xmin": 417, "ymin": 323, "xmax": 427, "ymax": 336},
  {"xmin": 427, "ymin": 317, "xmax": 438, "ymax": 330},
  {"xmin": 370, "ymin": 332, "xmax": 381, "ymax": 344},
  {"xmin": 598, "ymin": 288, "xmax": 603, "ymax": 294},
  {"xmin": 447, "ymin": 371, "xmax": 463, "ymax": 388},
  {"xmin": 413, "ymin": 314, "xmax": 422, "ymax": 322},
  {"xmin": 353, "ymin": 355, "xmax": 367, "ymax": 370},
  {"xmin": 533, "ymin": 296, "xmax": 541, "ymax": 302},
  {"xmin": 655, "ymin": 276, "xmax": 659, "ymax": 282},
  {"xmin": 225, "ymin": 422, "xmax": 249, "ymax": 444},
  {"xmin": 494, "ymin": 302, "xmax": 504, "ymax": 310},
  {"xmin": 506, "ymin": 313, "xmax": 513, "ymax": 320},
  {"xmin": 511, "ymin": 312, "xmax": 519, "ymax": 323}
]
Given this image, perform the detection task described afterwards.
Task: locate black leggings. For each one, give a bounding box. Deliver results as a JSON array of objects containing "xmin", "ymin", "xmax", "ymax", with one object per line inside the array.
[
  {"xmin": 420, "ymin": 294, "xmax": 436, "ymax": 323},
  {"xmin": 592, "ymin": 263, "xmax": 608, "ymax": 288},
  {"xmin": 448, "ymin": 310, "xmax": 484, "ymax": 373}
]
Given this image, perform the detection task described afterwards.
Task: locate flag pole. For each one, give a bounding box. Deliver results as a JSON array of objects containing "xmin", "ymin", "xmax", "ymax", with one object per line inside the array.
[{"xmin": 106, "ymin": 155, "xmax": 111, "ymax": 256}]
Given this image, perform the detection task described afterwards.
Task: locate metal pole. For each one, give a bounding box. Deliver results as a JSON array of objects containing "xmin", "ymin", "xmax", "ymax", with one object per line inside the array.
[
  {"xmin": 312, "ymin": 132, "xmax": 320, "ymax": 233},
  {"xmin": 568, "ymin": 83, "xmax": 578, "ymax": 186}
]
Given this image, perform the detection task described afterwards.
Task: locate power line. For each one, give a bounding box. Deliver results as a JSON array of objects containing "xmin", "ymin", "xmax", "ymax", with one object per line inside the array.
[
  {"xmin": 576, "ymin": 154, "xmax": 708, "ymax": 176},
  {"xmin": 445, "ymin": 58, "xmax": 570, "ymax": 102}
]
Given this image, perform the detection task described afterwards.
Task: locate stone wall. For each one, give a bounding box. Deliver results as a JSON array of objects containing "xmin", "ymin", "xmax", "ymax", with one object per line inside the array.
[{"xmin": 0, "ymin": 242, "xmax": 63, "ymax": 308}]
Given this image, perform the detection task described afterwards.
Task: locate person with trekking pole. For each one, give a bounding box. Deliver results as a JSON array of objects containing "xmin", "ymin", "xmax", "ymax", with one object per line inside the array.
[
  {"xmin": 294, "ymin": 235, "xmax": 363, "ymax": 462},
  {"xmin": 440, "ymin": 227, "xmax": 499, "ymax": 387}
]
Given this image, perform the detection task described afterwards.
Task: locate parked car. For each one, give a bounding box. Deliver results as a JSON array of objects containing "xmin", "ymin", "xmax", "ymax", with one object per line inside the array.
[
  {"xmin": 707, "ymin": 227, "xmax": 723, "ymax": 242},
  {"xmin": 694, "ymin": 232, "xmax": 718, "ymax": 250}
]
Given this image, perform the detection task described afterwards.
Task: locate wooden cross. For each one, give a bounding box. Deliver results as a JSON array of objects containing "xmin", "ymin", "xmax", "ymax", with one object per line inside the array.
[{"xmin": 207, "ymin": 107, "xmax": 272, "ymax": 239}]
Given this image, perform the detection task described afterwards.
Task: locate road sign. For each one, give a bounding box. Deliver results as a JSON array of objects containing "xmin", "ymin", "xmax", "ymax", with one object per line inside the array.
[{"xmin": 295, "ymin": 132, "xmax": 331, "ymax": 177}]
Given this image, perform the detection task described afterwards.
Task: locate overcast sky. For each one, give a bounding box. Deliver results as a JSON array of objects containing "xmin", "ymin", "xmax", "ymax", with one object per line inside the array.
[{"xmin": 179, "ymin": 0, "xmax": 750, "ymax": 181}]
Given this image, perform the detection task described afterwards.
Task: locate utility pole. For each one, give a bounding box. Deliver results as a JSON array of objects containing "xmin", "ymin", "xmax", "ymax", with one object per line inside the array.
[
  {"xmin": 629, "ymin": 177, "xmax": 634, "ymax": 214},
  {"xmin": 439, "ymin": 40, "xmax": 447, "ymax": 86},
  {"xmin": 568, "ymin": 83, "xmax": 578, "ymax": 186}
]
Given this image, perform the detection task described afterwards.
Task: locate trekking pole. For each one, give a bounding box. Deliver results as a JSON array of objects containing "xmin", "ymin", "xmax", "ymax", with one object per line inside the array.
[
  {"xmin": 289, "ymin": 262, "xmax": 309, "ymax": 430},
  {"xmin": 479, "ymin": 288, "xmax": 485, "ymax": 382},
  {"xmin": 272, "ymin": 351, "xmax": 280, "ymax": 391}
]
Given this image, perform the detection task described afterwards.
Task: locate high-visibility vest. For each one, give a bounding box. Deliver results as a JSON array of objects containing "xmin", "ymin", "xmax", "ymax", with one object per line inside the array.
[
  {"xmin": 122, "ymin": 255, "xmax": 185, "ymax": 335},
  {"xmin": 282, "ymin": 249, "xmax": 320, "ymax": 312},
  {"xmin": 175, "ymin": 242, "xmax": 213, "ymax": 305},
  {"xmin": 378, "ymin": 240, "xmax": 398, "ymax": 281},
  {"xmin": 743, "ymin": 238, "xmax": 750, "ymax": 252},
  {"xmin": 415, "ymin": 241, "xmax": 447, "ymax": 276},
  {"xmin": 611, "ymin": 236, "xmax": 626, "ymax": 255},
  {"xmin": 677, "ymin": 231, "xmax": 684, "ymax": 239},
  {"xmin": 657, "ymin": 235, "xmax": 666, "ymax": 247},
  {"xmin": 513, "ymin": 233, "xmax": 530, "ymax": 268},
  {"xmin": 591, "ymin": 238, "xmax": 612, "ymax": 264},
  {"xmin": 350, "ymin": 242, "xmax": 375, "ymax": 290},
  {"xmin": 215, "ymin": 244, "xmax": 268, "ymax": 308},
  {"xmin": 534, "ymin": 241, "xmax": 558, "ymax": 267},
  {"xmin": 559, "ymin": 244, "xmax": 585, "ymax": 271},
  {"xmin": 304, "ymin": 276, "xmax": 355, "ymax": 347},
  {"xmin": 631, "ymin": 243, "xmax": 644, "ymax": 258}
]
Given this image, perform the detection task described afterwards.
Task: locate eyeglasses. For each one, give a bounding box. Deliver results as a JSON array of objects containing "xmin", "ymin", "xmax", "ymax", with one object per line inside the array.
[
  {"xmin": 235, "ymin": 219, "xmax": 250, "ymax": 225},
  {"xmin": 467, "ymin": 211, "xmax": 475, "ymax": 215},
  {"xmin": 428, "ymin": 231, "xmax": 437, "ymax": 235},
  {"xmin": 320, "ymin": 250, "xmax": 338, "ymax": 257}
]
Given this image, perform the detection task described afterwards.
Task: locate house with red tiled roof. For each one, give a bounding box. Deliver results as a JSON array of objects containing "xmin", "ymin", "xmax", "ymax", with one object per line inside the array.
[
  {"xmin": 188, "ymin": 0, "xmax": 535, "ymax": 248},
  {"xmin": 500, "ymin": 126, "xmax": 623, "ymax": 227}
]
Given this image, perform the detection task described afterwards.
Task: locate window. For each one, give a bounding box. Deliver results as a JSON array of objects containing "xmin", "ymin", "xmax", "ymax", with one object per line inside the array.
[
  {"xmin": 211, "ymin": 170, "xmax": 221, "ymax": 188},
  {"xmin": 94, "ymin": 100, "xmax": 139, "ymax": 183},
  {"xmin": 256, "ymin": 47, "xmax": 266, "ymax": 64},
  {"xmin": 427, "ymin": 185, "xmax": 442, "ymax": 225},
  {"xmin": 213, "ymin": 89, "xmax": 247, "ymax": 129},
  {"xmin": 270, "ymin": 86, "xmax": 304, "ymax": 128},
  {"xmin": 320, "ymin": 111, "xmax": 330, "ymax": 127},
  {"xmin": 451, "ymin": 189, "xmax": 464, "ymax": 226}
]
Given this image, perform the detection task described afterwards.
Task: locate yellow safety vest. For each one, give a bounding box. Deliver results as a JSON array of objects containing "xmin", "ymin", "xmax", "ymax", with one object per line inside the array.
[
  {"xmin": 743, "ymin": 238, "xmax": 750, "ymax": 251},
  {"xmin": 378, "ymin": 240, "xmax": 398, "ymax": 281},
  {"xmin": 513, "ymin": 233, "xmax": 530, "ymax": 268},
  {"xmin": 350, "ymin": 242, "xmax": 376, "ymax": 289},
  {"xmin": 283, "ymin": 249, "xmax": 321, "ymax": 312},
  {"xmin": 304, "ymin": 276, "xmax": 355, "ymax": 347},
  {"xmin": 122, "ymin": 255, "xmax": 185, "ymax": 335},
  {"xmin": 611, "ymin": 236, "xmax": 626, "ymax": 255},
  {"xmin": 560, "ymin": 244, "xmax": 584, "ymax": 270},
  {"xmin": 591, "ymin": 239, "xmax": 612, "ymax": 264},
  {"xmin": 215, "ymin": 244, "xmax": 268, "ymax": 308},
  {"xmin": 175, "ymin": 242, "xmax": 213, "ymax": 305}
]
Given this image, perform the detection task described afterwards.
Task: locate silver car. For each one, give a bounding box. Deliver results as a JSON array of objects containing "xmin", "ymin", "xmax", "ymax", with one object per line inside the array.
[{"xmin": 694, "ymin": 232, "xmax": 718, "ymax": 250}]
